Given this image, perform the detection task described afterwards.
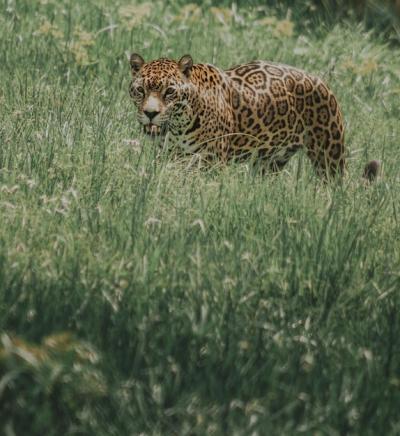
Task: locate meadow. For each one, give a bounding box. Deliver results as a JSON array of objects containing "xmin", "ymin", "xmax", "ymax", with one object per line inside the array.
[{"xmin": 0, "ymin": 1, "xmax": 399, "ymax": 434}]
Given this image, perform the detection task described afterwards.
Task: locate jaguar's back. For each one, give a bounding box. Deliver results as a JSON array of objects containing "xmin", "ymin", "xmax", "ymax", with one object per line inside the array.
[{"xmin": 224, "ymin": 61, "xmax": 345, "ymax": 175}]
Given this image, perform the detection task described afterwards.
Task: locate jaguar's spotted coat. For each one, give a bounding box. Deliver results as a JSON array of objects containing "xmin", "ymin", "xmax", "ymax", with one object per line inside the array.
[{"xmin": 129, "ymin": 54, "xmax": 376, "ymax": 179}]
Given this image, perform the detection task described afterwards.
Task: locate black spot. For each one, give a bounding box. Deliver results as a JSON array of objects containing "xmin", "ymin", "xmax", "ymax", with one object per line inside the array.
[
  {"xmin": 318, "ymin": 83, "xmax": 329, "ymax": 99},
  {"xmin": 271, "ymin": 119, "xmax": 285, "ymax": 133},
  {"xmin": 247, "ymin": 70, "xmax": 267, "ymax": 87},
  {"xmin": 279, "ymin": 130, "xmax": 287, "ymax": 140},
  {"xmin": 329, "ymin": 95, "xmax": 337, "ymax": 115},
  {"xmin": 289, "ymin": 69, "xmax": 304, "ymax": 80},
  {"xmin": 295, "ymin": 84, "xmax": 305, "ymax": 95},
  {"xmin": 313, "ymin": 90, "xmax": 321, "ymax": 104},
  {"xmin": 270, "ymin": 78, "xmax": 286, "ymax": 97},
  {"xmin": 235, "ymin": 64, "xmax": 259, "ymax": 76},
  {"xmin": 185, "ymin": 115, "xmax": 201, "ymax": 135},
  {"xmin": 304, "ymin": 108, "xmax": 314, "ymax": 126},
  {"xmin": 253, "ymin": 123, "xmax": 261, "ymax": 133},
  {"xmin": 331, "ymin": 121, "xmax": 341, "ymax": 140},
  {"xmin": 263, "ymin": 106, "xmax": 275, "ymax": 126},
  {"xmin": 296, "ymin": 120, "xmax": 305, "ymax": 134},
  {"xmin": 330, "ymin": 142, "xmax": 343, "ymax": 159},
  {"xmin": 232, "ymin": 89, "xmax": 240, "ymax": 109},
  {"xmin": 317, "ymin": 105, "xmax": 330, "ymax": 126},
  {"xmin": 288, "ymin": 111, "xmax": 296, "ymax": 129},
  {"xmin": 266, "ymin": 65, "xmax": 284, "ymax": 77},
  {"xmin": 313, "ymin": 126, "xmax": 330, "ymax": 147},
  {"xmin": 295, "ymin": 98, "xmax": 304, "ymax": 113},
  {"xmin": 284, "ymin": 76, "xmax": 295, "ymax": 92},
  {"xmin": 304, "ymin": 78, "xmax": 313, "ymax": 93},
  {"xmin": 257, "ymin": 147, "xmax": 272, "ymax": 160},
  {"xmin": 244, "ymin": 84, "xmax": 256, "ymax": 97},
  {"xmin": 278, "ymin": 100, "xmax": 289, "ymax": 116}
]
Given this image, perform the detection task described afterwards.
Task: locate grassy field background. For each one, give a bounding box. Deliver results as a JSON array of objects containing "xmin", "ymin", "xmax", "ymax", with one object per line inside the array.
[{"xmin": 1, "ymin": 1, "xmax": 400, "ymax": 434}]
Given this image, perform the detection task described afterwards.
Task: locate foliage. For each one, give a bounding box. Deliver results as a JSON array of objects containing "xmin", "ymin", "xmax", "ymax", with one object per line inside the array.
[
  {"xmin": 0, "ymin": 333, "xmax": 108, "ymax": 435},
  {"xmin": 0, "ymin": 0, "xmax": 399, "ymax": 434}
]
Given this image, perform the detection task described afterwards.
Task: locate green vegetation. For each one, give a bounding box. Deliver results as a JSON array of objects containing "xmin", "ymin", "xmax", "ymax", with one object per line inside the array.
[{"xmin": 0, "ymin": 1, "xmax": 399, "ymax": 434}]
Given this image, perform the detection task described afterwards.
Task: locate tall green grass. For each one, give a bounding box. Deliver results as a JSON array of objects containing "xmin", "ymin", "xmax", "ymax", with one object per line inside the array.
[{"xmin": 1, "ymin": 1, "xmax": 399, "ymax": 434}]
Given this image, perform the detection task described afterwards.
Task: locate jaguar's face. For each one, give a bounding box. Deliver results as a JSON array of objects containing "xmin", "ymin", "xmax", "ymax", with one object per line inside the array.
[{"xmin": 129, "ymin": 54, "xmax": 193, "ymax": 137}]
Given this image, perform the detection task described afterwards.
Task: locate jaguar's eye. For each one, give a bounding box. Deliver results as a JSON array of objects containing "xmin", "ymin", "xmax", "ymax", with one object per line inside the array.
[
  {"xmin": 164, "ymin": 87, "xmax": 175, "ymax": 97},
  {"xmin": 136, "ymin": 86, "xmax": 145, "ymax": 95}
]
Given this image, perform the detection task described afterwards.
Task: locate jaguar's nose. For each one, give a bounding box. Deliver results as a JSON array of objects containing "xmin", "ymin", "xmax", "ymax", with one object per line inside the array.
[{"xmin": 144, "ymin": 110, "xmax": 160, "ymax": 121}]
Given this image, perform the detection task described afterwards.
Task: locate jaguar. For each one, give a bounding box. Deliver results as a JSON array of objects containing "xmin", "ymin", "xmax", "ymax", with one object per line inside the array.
[{"xmin": 129, "ymin": 53, "xmax": 379, "ymax": 179}]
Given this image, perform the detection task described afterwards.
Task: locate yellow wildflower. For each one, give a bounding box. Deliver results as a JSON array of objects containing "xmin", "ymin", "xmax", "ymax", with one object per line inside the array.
[
  {"xmin": 36, "ymin": 19, "xmax": 64, "ymax": 39},
  {"xmin": 69, "ymin": 42, "xmax": 90, "ymax": 66},
  {"xmin": 257, "ymin": 16, "xmax": 277, "ymax": 27},
  {"xmin": 274, "ymin": 19, "xmax": 294, "ymax": 38},
  {"xmin": 51, "ymin": 28, "xmax": 64, "ymax": 39},
  {"xmin": 238, "ymin": 340, "xmax": 250, "ymax": 351},
  {"xmin": 341, "ymin": 57, "xmax": 379, "ymax": 76},
  {"xmin": 210, "ymin": 7, "xmax": 233, "ymax": 26},
  {"xmin": 257, "ymin": 16, "xmax": 294, "ymax": 37},
  {"xmin": 341, "ymin": 58, "xmax": 357, "ymax": 72},
  {"xmin": 74, "ymin": 28, "xmax": 95, "ymax": 47},
  {"xmin": 119, "ymin": 3, "xmax": 153, "ymax": 29},
  {"xmin": 358, "ymin": 58, "xmax": 378, "ymax": 75},
  {"xmin": 37, "ymin": 20, "xmax": 52, "ymax": 34},
  {"xmin": 174, "ymin": 3, "xmax": 202, "ymax": 23},
  {"xmin": 118, "ymin": 4, "xmax": 136, "ymax": 19}
]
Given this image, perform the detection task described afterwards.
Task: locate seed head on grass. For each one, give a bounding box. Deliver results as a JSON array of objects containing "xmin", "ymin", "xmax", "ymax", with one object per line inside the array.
[
  {"xmin": 173, "ymin": 4, "xmax": 202, "ymax": 24},
  {"xmin": 118, "ymin": 3, "xmax": 153, "ymax": 30},
  {"xmin": 35, "ymin": 19, "xmax": 64, "ymax": 39},
  {"xmin": 73, "ymin": 27, "xmax": 95, "ymax": 47}
]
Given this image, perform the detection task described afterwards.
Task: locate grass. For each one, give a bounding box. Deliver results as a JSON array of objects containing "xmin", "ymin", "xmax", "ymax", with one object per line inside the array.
[{"xmin": 0, "ymin": 1, "xmax": 400, "ymax": 434}]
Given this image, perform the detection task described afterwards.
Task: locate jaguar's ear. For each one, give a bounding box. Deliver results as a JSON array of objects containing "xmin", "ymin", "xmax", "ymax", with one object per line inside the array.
[
  {"xmin": 130, "ymin": 53, "xmax": 145, "ymax": 76},
  {"xmin": 178, "ymin": 54, "xmax": 193, "ymax": 78}
]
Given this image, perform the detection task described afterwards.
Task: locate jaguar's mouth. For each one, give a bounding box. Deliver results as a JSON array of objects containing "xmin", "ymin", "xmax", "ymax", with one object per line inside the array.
[{"xmin": 144, "ymin": 123, "xmax": 162, "ymax": 136}]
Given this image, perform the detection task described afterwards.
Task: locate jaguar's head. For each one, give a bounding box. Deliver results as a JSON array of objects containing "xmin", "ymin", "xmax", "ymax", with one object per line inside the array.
[{"xmin": 129, "ymin": 53, "xmax": 194, "ymax": 137}]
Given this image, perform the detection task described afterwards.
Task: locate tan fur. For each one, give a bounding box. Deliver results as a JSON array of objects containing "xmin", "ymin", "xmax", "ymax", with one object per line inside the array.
[{"xmin": 129, "ymin": 55, "xmax": 349, "ymax": 178}]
